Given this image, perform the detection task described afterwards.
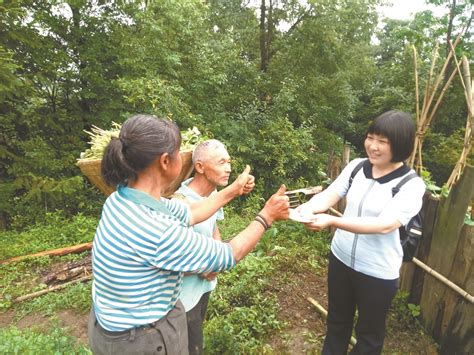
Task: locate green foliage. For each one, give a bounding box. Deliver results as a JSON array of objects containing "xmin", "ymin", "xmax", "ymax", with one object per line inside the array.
[
  {"xmin": 420, "ymin": 169, "xmax": 443, "ymax": 196},
  {"xmin": 0, "ymin": 0, "xmax": 471, "ymax": 230},
  {"xmin": 465, "ymin": 211, "xmax": 474, "ymax": 226},
  {"xmin": 204, "ymin": 251, "xmax": 282, "ymax": 353},
  {"xmin": 423, "ymin": 129, "xmax": 466, "ymax": 185},
  {"xmin": 0, "ymin": 211, "xmax": 95, "ymax": 312},
  {"xmin": 0, "ymin": 326, "xmax": 91, "ymax": 355},
  {"xmin": 0, "ymin": 212, "xmax": 98, "ymax": 259},
  {"xmin": 389, "ymin": 291, "xmax": 421, "ymax": 329},
  {"xmin": 205, "ymin": 299, "xmax": 281, "ymax": 354},
  {"xmin": 203, "ymin": 213, "xmax": 332, "ymax": 353},
  {"xmin": 15, "ymin": 281, "xmax": 92, "ymax": 318}
]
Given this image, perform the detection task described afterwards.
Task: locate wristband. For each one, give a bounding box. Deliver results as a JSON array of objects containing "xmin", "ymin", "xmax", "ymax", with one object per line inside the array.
[
  {"xmin": 256, "ymin": 214, "xmax": 271, "ymax": 228},
  {"xmin": 255, "ymin": 215, "xmax": 270, "ymax": 230},
  {"xmin": 254, "ymin": 218, "xmax": 268, "ymax": 231}
]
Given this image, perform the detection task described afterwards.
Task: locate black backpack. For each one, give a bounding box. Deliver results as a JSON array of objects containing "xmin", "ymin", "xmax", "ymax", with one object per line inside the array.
[{"xmin": 348, "ymin": 160, "xmax": 423, "ymax": 262}]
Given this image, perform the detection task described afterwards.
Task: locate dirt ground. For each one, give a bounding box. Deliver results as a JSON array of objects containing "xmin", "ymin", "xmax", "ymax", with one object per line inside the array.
[
  {"xmin": 0, "ymin": 260, "xmax": 439, "ymax": 354},
  {"xmin": 266, "ymin": 261, "xmax": 439, "ymax": 354}
]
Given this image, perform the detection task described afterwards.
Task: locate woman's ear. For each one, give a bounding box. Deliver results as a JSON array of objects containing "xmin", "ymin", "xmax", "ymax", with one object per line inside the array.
[{"xmin": 157, "ymin": 153, "xmax": 170, "ymax": 171}]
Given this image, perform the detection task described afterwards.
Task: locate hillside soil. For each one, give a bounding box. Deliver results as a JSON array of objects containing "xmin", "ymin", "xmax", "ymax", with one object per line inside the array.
[{"xmin": 0, "ymin": 257, "xmax": 439, "ymax": 354}]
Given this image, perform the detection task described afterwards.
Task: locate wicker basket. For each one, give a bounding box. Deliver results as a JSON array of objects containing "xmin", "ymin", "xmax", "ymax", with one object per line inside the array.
[{"xmin": 77, "ymin": 151, "xmax": 194, "ymax": 197}]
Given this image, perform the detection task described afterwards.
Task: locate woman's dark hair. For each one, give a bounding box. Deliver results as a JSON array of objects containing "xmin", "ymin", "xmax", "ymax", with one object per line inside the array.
[
  {"xmin": 101, "ymin": 114, "xmax": 181, "ymax": 186},
  {"xmin": 366, "ymin": 110, "xmax": 416, "ymax": 162}
]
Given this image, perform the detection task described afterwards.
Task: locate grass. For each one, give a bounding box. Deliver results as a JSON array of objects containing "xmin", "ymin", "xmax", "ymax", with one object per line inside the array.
[
  {"xmin": 0, "ymin": 210, "xmax": 437, "ymax": 354},
  {"xmin": 0, "ymin": 212, "xmax": 98, "ymax": 260},
  {"xmin": 0, "ymin": 326, "xmax": 91, "ymax": 355}
]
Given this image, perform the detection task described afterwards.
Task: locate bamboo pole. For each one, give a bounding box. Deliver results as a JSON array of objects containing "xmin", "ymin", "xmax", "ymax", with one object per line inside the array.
[
  {"xmin": 307, "ymin": 297, "xmax": 357, "ymax": 346},
  {"xmin": 427, "ymin": 66, "xmax": 458, "ymax": 125},
  {"xmin": 409, "ymin": 30, "xmax": 465, "ymax": 171},
  {"xmin": 413, "ymin": 45, "xmax": 420, "ymax": 129},
  {"xmin": 411, "ymin": 258, "xmax": 474, "ymax": 303},
  {"xmin": 447, "ymin": 54, "xmax": 473, "ymax": 188},
  {"xmin": 12, "ymin": 274, "xmax": 93, "ymax": 303},
  {"xmin": 327, "ymin": 207, "xmax": 474, "ymax": 304},
  {"xmin": 0, "ymin": 242, "xmax": 92, "ymax": 265},
  {"xmin": 423, "ymin": 33, "xmax": 462, "ymax": 118},
  {"xmin": 420, "ymin": 44, "xmax": 438, "ymax": 120}
]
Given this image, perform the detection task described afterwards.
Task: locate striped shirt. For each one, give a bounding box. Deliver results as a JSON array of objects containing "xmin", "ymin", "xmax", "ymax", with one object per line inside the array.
[{"xmin": 91, "ymin": 185, "xmax": 236, "ymax": 331}]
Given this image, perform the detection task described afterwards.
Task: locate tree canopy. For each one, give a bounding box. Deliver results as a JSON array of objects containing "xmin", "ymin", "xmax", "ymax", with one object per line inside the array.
[{"xmin": 0, "ymin": 0, "xmax": 472, "ymax": 229}]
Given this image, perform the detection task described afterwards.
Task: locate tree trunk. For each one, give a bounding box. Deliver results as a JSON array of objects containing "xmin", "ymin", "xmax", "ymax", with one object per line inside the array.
[{"xmin": 419, "ymin": 165, "xmax": 474, "ymax": 347}]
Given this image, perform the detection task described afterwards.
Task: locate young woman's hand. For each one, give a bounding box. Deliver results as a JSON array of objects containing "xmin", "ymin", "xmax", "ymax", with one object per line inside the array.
[{"xmin": 304, "ymin": 213, "xmax": 336, "ymax": 231}]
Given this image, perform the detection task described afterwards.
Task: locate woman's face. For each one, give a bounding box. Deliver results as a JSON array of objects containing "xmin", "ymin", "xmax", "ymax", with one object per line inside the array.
[
  {"xmin": 167, "ymin": 149, "xmax": 182, "ymax": 181},
  {"xmin": 163, "ymin": 150, "xmax": 182, "ymax": 187},
  {"xmin": 364, "ymin": 133, "xmax": 393, "ymax": 167}
]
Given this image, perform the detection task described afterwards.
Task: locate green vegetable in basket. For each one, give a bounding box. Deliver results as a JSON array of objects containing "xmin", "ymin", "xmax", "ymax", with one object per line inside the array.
[{"xmin": 79, "ymin": 123, "xmax": 203, "ymax": 160}]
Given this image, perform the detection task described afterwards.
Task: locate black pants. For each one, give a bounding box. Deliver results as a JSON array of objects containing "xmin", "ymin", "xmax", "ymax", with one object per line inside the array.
[
  {"xmin": 322, "ymin": 252, "xmax": 398, "ymax": 355},
  {"xmin": 186, "ymin": 292, "xmax": 211, "ymax": 355},
  {"xmin": 88, "ymin": 300, "xmax": 188, "ymax": 355}
]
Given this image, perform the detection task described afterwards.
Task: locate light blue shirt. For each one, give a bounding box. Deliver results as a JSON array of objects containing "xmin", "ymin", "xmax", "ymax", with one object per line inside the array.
[
  {"xmin": 304, "ymin": 158, "xmax": 425, "ymax": 280},
  {"xmin": 176, "ymin": 178, "xmax": 224, "ymax": 312}
]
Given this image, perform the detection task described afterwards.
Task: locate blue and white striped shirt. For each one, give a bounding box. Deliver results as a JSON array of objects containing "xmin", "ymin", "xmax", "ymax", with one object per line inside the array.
[{"xmin": 91, "ymin": 185, "xmax": 236, "ymax": 331}]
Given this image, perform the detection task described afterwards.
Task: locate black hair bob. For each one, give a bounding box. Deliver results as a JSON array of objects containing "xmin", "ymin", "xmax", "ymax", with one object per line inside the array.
[{"xmin": 366, "ymin": 110, "xmax": 416, "ymax": 162}]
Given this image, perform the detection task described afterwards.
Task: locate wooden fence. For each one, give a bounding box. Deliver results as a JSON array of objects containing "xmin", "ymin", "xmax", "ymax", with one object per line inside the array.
[{"xmin": 399, "ymin": 165, "xmax": 474, "ymax": 354}]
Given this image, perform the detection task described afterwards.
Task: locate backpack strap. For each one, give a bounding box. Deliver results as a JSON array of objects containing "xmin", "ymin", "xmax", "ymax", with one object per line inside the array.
[
  {"xmin": 391, "ymin": 172, "xmax": 418, "ymax": 197},
  {"xmin": 348, "ymin": 159, "xmax": 366, "ymax": 190}
]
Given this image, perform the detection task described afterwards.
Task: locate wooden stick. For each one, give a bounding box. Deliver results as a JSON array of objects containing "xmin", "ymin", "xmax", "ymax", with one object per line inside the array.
[
  {"xmin": 447, "ymin": 55, "xmax": 473, "ymax": 187},
  {"xmin": 12, "ymin": 274, "xmax": 93, "ymax": 303},
  {"xmin": 421, "ymin": 44, "xmax": 438, "ymax": 120},
  {"xmin": 307, "ymin": 297, "xmax": 357, "ymax": 346},
  {"xmin": 424, "ymin": 32, "xmax": 462, "ymax": 120},
  {"xmin": 427, "ymin": 65, "xmax": 458, "ymax": 125},
  {"xmin": 413, "ymin": 45, "xmax": 420, "ymax": 131},
  {"xmin": 328, "ymin": 207, "xmax": 474, "ymax": 304},
  {"xmin": 0, "ymin": 242, "xmax": 92, "ymax": 265},
  {"xmin": 411, "ymin": 258, "xmax": 474, "ymax": 303}
]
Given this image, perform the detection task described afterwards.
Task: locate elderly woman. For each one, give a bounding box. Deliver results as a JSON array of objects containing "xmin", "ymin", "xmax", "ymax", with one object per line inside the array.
[{"xmin": 88, "ymin": 114, "xmax": 289, "ymax": 355}]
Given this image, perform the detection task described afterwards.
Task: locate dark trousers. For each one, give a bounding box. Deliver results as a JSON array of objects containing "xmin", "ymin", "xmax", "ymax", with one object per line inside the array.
[
  {"xmin": 88, "ymin": 300, "xmax": 188, "ymax": 355},
  {"xmin": 322, "ymin": 252, "xmax": 398, "ymax": 355},
  {"xmin": 186, "ymin": 292, "xmax": 211, "ymax": 355}
]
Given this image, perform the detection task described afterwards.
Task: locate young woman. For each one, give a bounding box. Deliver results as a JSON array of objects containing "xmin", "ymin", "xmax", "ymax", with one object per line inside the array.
[
  {"xmin": 299, "ymin": 111, "xmax": 425, "ymax": 354},
  {"xmin": 88, "ymin": 114, "xmax": 289, "ymax": 355}
]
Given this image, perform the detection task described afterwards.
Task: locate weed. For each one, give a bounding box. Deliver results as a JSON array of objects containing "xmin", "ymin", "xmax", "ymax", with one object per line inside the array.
[
  {"xmin": 0, "ymin": 326, "xmax": 91, "ymax": 354},
  {"xmin": 388, "ymin": 291, "xmax": 421, "ymax": 331}
]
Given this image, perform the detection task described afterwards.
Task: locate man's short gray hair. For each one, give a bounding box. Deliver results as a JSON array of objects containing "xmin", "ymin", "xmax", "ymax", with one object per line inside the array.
[{"xmin": 192, "ymin": 139, "xmax": 228, "ymax": 163}]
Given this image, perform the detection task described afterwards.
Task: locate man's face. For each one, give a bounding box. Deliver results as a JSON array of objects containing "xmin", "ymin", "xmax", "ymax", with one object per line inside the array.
[{"xmin": 200, "ymin": 148, "xmax": 232, "ymax": 187}]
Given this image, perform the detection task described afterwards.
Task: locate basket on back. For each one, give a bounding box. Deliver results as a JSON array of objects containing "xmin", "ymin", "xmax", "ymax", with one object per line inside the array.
[{"xmin": 77, "ymin": 150, "xmax": 194, "ymax": 197}]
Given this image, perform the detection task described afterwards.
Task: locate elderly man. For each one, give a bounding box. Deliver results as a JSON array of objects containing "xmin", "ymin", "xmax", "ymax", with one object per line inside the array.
[{"xmin": 175, "ymin": 139, "xmax": 253, "ymax": 355}]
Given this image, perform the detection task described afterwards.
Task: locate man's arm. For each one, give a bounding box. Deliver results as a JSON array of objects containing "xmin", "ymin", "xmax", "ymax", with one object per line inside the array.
[{"xmin": 200, "ymin": 226, "xmax": 221, "ymax": 281}]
